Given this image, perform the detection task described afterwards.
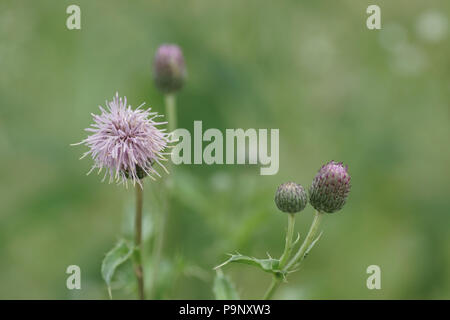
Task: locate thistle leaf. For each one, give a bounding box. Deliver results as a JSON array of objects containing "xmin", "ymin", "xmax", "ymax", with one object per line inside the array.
[
  {"xmin": 101, "ymin": 239, "xmax": 135, "ymax": 299},
  {"xmin": 213, "ymin": 270, "xmax": 240, "ymax": 300},
  {"xmin": 214, "ymin": 253, "xmax": 284, "ymax": 276}
]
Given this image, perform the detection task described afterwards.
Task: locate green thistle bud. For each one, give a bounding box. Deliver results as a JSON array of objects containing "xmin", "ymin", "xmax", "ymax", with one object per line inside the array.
[
  {"xmin": 275, "ymin": 182, "xmax": 308, "ymax": 213},
  {"xmin": 153, "ymin": 44, "xmax": 186, "ymax": 94},
  {"xmin": 309, "ymin": 161, "xmax": 351, "ymax": 213}
]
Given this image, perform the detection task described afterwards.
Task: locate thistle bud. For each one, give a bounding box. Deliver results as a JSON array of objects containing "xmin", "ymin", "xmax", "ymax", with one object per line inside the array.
[
  {"xmin": 275, "ymin": 182, "xmax": 308, "ymax": 214},
  {"xmin": 153, "ymin": 44, "xmax": 186, "ymax": 94},
  {"xmin": 309, "ymin": 161, "xmax": 351, "ymax": 213}
]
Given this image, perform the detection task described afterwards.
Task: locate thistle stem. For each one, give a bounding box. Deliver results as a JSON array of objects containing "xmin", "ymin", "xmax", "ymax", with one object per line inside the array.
[
  {"xmin": 263, "ymin": 275, "xmax": 281, "ymax": 300},
  {"xmin": 263, "ymin": 213, "xmax": 295, "ymax": 300},
  {"xmin": 279, "ymin": 213, "xmax": 296, "ymax": 269},
  {"xmin": 285, "ymin": 210, "xmax": 323, "ymax": 271},
  {"xmin": 134, "ymin": 184, "xmax": 145, "ymax": 300},
  {"xmin": 165, "ymin": 94, "xmax": 177, "ymax": 134},
  {"xmin": 150, "ymin": 94, "xmax": 177, "ymax": 299},
  {"xmin": 263, "ymin": 210, "xmax": 323, "ymax": 300}
]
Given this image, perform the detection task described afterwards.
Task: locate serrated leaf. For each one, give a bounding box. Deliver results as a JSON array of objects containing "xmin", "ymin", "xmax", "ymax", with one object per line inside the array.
[
  {"xmin": 213, "ymin": 270, "xmax": 240, "ymax": 300},
  {"xmin": 215, "ymin": 253, "xmax": 284, "ymax": 276},
  {"xmin": 101, "ymin": 239, "xmax": 135, "ymax": 298}
]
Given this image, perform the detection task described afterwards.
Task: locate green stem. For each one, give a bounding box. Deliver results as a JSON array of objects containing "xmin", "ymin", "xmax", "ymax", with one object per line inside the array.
[
  {"xmin": 263, "ymin": 210, "xmax": 323, "ymax": 300},
  {"xmin": 150, "ymin": 94, "xmax": 177, "ymax": 299},
  {"xmin": 285, "ymin": 210, "xmax": 323, "ymax": 271},
  {"xmin": 263, "ymin": 275, "xmax": 281, "ymax": 300},
  {"xmin": 263, "ymin": 213, "xmax": 295, "ymax": 300},
  {"xmin": 134, "ymin": 184, "xmax": 145, "ymax": 300},
  {"xmin": 278, "ymin": 213, "xmax": 296, "ymax": 269},
  {"xmin": 165, "ymin": 94, "xmax": 177, "ymax": 134}
]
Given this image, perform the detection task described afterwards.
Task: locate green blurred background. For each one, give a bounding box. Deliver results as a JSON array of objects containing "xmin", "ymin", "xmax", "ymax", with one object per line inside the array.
[{"xmin": 0, "ymin": 0, "xmax": 449, "ymax": 299}]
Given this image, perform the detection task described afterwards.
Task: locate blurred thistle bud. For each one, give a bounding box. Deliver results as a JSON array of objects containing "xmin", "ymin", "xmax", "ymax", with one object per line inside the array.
[
  {"xmin": 275, "ymin": 182, "xmax": 308, "ymax": 214},
  {"xmin": 309, "ymin": 161, "xmax": 351, "ymax": 213},
  {"xmin": 153, "ymin": 44, "xmax": 186, "ymax": 94}
]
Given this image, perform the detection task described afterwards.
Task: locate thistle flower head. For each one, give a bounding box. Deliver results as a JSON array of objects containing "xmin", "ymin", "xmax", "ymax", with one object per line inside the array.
[
  {"xmin": 153, "ymin": 44, "xmax": 186, "ymax": 94},
  {"xmin": 275, "ymin": 182, "xmax": 308, "ymax": 214},
  {"xmin": 73, "ymin": 92, "xmax": 169, "ymax": 187},
  {"xmin": 309, "ymin": 161, "xmax": 351, "ymax": 213}
]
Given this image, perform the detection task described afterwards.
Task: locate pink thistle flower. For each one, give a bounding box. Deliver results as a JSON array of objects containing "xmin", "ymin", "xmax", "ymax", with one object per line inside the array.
[
  {"xmin": 309, "ymin": 161, "xmax": 351, "ymax": 213},
  {"xmin": 73, "ymin": 92, "xmax": 169, "ymax": 187}
]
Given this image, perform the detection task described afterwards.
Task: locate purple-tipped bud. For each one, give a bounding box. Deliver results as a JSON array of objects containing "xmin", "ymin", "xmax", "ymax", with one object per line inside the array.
[
  {"xmin": 153, "ymin": 44, "xmax": 186, "ymax": 94},
  {"xmin": 309, "ymin": 161, "xmax": 351, "ymax": 213},
  {"xmin": 275, "ymin": 182, "xmax": 308, "ymax": 214}
]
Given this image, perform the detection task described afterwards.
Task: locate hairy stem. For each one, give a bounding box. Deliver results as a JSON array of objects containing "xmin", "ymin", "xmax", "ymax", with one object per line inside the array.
[{"xmin": 134, "ymin": 184, "xmax": 145, "ymax": 300}]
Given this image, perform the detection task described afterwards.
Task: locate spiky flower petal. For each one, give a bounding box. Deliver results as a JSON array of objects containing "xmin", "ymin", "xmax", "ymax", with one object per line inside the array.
[
  {"xmin": 309, "ymin": 161, "xmax": 351, "ymax": 213},
  {"xmin": 275, "ymin": 182, "xmax": 308, "ymax": 214},
  {"xmin": 73, "ymin": 92, "xmax": 169, "ymax": 187},
  {"xmin": 153, "ymin": 44, "xmax": 186, "ymax": 94}
]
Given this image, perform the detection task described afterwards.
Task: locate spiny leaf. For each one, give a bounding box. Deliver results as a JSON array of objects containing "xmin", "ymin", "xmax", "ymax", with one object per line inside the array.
[
  {"xmin": 101, "ymin": 239, "xmax": 135, "ymax": 299},
  {"xmin": 214, "ymin": 253, "xmax": 284, "ymax": 276},
  {"xmin": 213, "ymin": 270, "xmax": 240, "ymax": 300}
]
